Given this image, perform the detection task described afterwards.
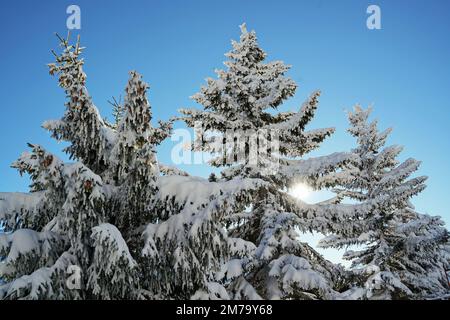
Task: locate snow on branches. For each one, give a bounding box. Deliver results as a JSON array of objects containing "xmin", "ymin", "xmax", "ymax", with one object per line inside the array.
[
  {"xmin": 0, "ymin": 26, "xmax": 448, "ymax": 301},
  {"xmin": 319, "ymin": 106, "xmax": 450, "ymax": 299}
]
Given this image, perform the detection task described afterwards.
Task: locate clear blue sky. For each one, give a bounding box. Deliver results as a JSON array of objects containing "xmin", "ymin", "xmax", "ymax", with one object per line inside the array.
[{"xmin": 1, "ymin": 0, "xmax": 449, "ymax": 229}]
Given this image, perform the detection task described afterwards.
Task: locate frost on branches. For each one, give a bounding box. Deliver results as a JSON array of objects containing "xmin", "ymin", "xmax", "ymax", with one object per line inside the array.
[
  {"xmin": 180, "ymin": 24, "xmax": 357, "ymax": 299},
  {"xmin": 0, "ymin": 34, "xmax": 177, "ymax": 299},
  {"xmin": 319, "ymin": 106, "xmax": 450, "ymax": 299},
  {"xmin": 0, "ymin": 26, "xmax": 449, "ymax": 300}
]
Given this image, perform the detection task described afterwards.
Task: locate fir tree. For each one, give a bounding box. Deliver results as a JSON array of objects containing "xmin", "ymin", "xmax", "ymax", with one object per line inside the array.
[
  {"xmin": 108, "ymin": 71, "xmax": 167, "ymax": 239},
  {"xmin": 319, "ymin": 106, "xmax": 450, "ymax": 299},
  {"xmin": 0, "ymin": 35, "xmax": 172, "ymax": 299},
  {"xmin": 180, "ymin": 24, "xmax": 350, "ymax": 299}
]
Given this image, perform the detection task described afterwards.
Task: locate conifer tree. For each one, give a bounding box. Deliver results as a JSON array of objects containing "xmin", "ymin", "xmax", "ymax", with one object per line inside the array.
[
  {"xmin": 319, "ymin": 106, "xmax": 450, "ymax": 299},
  {"xmin": 180, "ymin": 24, "xmax": 350, "ymax": 299},
  {"xmin": 0, "ymin": 35, "xmax": 171, "ymax": 299},
  {"xmin": 108, "ymin": 71, "xmax": 168, "ymax": 239}
]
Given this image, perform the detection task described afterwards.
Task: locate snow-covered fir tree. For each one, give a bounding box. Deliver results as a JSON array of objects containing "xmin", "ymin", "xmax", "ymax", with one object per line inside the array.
[
  {"xmin": 319, "ymin": 106, "xmax": 450, "ymax": 299},
  {"xmin": 108, "ymin": 71, "xmax": 165, "ymax": 239},
  {"xmin": 180, "ymin": 24, "xmax": 353, "ymax": 300},
  {"xmin": 0, "ymin": 35, "xmax": 167, "ymax": 299}
]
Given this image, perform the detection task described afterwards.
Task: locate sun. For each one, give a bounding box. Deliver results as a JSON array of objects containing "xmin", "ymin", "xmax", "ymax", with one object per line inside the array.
[{"xmin": 288, "ymin": 183, "xmax": 312, "ymax": 201}]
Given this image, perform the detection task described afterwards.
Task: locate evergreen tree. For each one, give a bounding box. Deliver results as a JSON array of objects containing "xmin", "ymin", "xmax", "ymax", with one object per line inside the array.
[
  {"xmin": 108, "ymin": 71, "xmax": 169, "ymax": 239},
  {"xmin": 0, "ymin": 35, "xmax": 172, "ymax": 299},
  {"xmin": 180, "ymin": 24, "xmax": 350, "ymax": 299},
  {"xmin": 319, "ymin": 106, "xmax": 450, "ymax": 299}
]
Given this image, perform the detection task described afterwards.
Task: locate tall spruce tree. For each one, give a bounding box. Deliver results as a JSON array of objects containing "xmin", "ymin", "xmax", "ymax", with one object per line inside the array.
[
  {"xmin": 180, "ymin": 24, "xmax": 351, "ymax": 299},
  {"xmin": 108, "ymin": 71, "xmax": 166, "ymax": 239},
  {"xmin": 0, "ymin": 35, "xmax": 166, "ymax": 299},
  {"xmin": 319, "ymin": 106, "xmax": 450, "ymax": 299}
]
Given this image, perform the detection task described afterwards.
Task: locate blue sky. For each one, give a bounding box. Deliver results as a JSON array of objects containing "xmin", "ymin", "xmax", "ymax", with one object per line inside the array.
[{"xmin": 1, "ymin": 0, "xmax": 449, "ymax": 234}]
